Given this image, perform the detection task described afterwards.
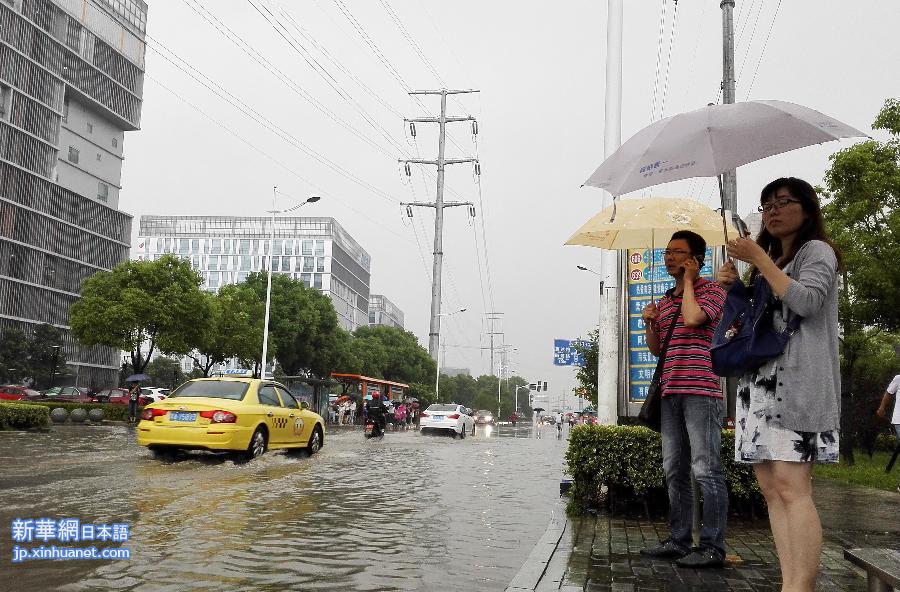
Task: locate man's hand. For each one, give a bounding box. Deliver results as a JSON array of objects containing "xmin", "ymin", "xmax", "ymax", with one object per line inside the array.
[
  {"xmin": 876, "ymin": 406, "xmax": 887, "ymax": 419},
  {"xmin": 642, "ymin": 302, "xmax": 658, "ymax": 326},
  {"xmin": 682, "ymin": 256, "xmax": 700, "ymax": 282}
]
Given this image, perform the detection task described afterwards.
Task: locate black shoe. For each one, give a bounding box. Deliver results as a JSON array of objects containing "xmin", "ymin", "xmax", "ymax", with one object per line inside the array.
[
  {"xmin": 640, "ymin": 539, "xmax": 691, "ymax": 559},
  {"xmin": 675, "ymin": 547, "xmax": 724, "ymax": 569}
]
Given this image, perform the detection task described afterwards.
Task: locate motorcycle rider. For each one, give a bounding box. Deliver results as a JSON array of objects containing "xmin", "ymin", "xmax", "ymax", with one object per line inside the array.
[{"xmin": 365, "ymin": 393, "xmax": 388, "ymax": 436}]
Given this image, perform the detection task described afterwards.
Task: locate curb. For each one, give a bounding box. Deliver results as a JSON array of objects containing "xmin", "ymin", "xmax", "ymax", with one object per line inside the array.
[{"xmin": 505, "ymin": 499, "xmax": 580, "ymax": 592}]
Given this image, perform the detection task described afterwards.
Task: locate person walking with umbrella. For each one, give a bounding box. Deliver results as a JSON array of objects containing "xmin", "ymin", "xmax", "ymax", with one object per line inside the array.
[
  {"xmin": 718, "ymin": 178, "xmax": 841, "ymax": 592},
  {"xmin": 127, "ymin": 381, "xmax": 141, "ymax": 423}
]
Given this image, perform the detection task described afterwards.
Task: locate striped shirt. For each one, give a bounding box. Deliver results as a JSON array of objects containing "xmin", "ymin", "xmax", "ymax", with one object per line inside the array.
[{"xmin": 651, "ymin": 278, "xmax": 726, "ymax": 398}]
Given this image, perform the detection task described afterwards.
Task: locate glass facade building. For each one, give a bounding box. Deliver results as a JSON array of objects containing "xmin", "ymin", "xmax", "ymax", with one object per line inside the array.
[
  {"xmin": 0, "ymin": 0, "xmax": 146, "ymax": 388},
  {"xmin": 368, "ymin": 294, "xmax": 404, "ymax": 329},
  {"xmin": 137, "ymin": 216, "xmax": 372, "ymax": 332}
]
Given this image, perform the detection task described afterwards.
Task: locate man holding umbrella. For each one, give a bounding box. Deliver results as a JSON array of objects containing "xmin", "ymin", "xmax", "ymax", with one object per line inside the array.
[{"xmin": 640, "ymin": 231, "xmax": 728, "ymax": 569}]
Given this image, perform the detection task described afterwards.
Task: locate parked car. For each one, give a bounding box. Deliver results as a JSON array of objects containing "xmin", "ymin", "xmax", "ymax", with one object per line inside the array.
[
  {"xmin": 140, "ymin": 388, "xmax": 170, "ymax": 403},
  {"xmin": 474, "ymin": 409, "xmax": 494, "ymax": 425},
  {"xmin": 35, "ymin": 386, "xmax": 93, "ymax": 403},
  {"xmin": 92, "ymin": 388, "xmax": 152, "ymax": 406},
  {"xmin": 0, "ymin": 385, "xmax": 42, "ymax": 401},
  {"xmin": 137, "ymin": 376, "xmax": 325, "ymax": 461},
  {"xmin": 419, "ymin": 404, "xmax": 475, "ymax": 438}
]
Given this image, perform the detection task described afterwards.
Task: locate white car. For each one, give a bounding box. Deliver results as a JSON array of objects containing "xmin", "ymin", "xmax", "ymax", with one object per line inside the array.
[
  {"xmin": 140, "ymin": 387, "xmax": 170, "ymax": 403},
  {"xmin": 419, "ymin": 404, "xmax": 474, "ymax": 438}
]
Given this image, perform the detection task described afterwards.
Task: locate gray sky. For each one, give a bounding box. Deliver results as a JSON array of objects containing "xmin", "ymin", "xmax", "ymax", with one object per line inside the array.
[{"xmin": 123, "ymin": 1, "xmax": 900, "ymax": 403}]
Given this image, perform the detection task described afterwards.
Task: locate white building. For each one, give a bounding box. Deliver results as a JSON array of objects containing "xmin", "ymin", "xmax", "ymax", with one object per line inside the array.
[{"xmin": 368, "ymin": 294, "xmax": 404, "ymax": 329}]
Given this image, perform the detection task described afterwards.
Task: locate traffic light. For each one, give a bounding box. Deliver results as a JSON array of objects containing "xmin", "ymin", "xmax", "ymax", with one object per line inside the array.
[
  {"xmin": 529, "ymin": 394, "xmax": 534, "ymax": 405},
  {"xmin": 529, "ymin": 383, "xmax": 536, "ymax": 390},
  {"xmin": 536, "ymin": 382, "xmax": 542, "ymax": 392}
]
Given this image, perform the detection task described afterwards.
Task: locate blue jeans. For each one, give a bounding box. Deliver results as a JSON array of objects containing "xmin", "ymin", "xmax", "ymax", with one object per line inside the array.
[{"xmin": 661, "ymin": 394, "xmax": 728, "ymax": 554}]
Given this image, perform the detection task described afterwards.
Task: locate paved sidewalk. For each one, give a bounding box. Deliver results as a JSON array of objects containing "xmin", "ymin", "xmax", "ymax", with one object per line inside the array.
[{"xmin": 507, "ymin": 478, "xmax": 900, "ymax": 592}]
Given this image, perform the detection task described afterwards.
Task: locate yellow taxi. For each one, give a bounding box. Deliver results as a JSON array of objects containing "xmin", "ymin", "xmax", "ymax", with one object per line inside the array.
[{"xmin": 136, "ymin": 374, "xmax": 325, "ymax": 461}]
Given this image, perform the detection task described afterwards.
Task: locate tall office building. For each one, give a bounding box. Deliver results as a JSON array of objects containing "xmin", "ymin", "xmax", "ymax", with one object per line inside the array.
[
  {"xmin": 368, "ymin": 294, "xmax": 403, "ymax": 329},
  {"xmin": 0, "ymin": 0, "xmax": 146, "ymax": 387},
  {"xmin": 137, "ymin": 216, "xmax": 372, "ymax": 332}
]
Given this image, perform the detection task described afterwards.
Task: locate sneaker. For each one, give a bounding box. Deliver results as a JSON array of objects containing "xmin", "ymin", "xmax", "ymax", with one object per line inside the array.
[
  {"xmin": 675, "ymin": 547, "xmax": 725, "ymax": 569},
  {"xmin": 640, "ymin": 538, "xmax": 691, "ymax": 559}
]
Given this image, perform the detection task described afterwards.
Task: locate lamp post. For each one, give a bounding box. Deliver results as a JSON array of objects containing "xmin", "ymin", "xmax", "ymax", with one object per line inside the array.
[
  {"xmin": 260, "ymin": 188, "xmax": 321, "ymax": 378},
  {"xmin": 434, "ymin": 308, "xmax": 467, "ymax": 400},
  {"xmin": 48, "ymin": 345, "xmax": 60, "ymax": 390},
  {"xmin": 514, "ymin": 384, "xmax": 530, "ymax": 414}
]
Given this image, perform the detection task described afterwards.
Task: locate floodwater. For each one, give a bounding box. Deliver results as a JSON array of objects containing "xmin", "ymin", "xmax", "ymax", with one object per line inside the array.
[{"xmin": 0, "ymin": 422, "xmax": 569, "ymax": 591}]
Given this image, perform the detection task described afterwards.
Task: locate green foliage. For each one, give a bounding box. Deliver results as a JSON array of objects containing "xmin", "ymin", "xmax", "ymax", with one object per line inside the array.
[
  {"xmin": 565, "ymin": 425, "xmax": 763, "ymax": 515},
  {"xmin": 70, "ymin": 255, "xmax": 211, "ymax": 372},
  {"xmin": 348, "ymin": 325, "xmax": 437, "ymax": 384},
  {"xmin": 243, "ymin": 272, "xmax": 343, "ymax": 378},
  {"xmin": 144, "ymin": 356, "xmax": 185, "ymax": 389},
  {"xmin": 572, "ymin": 330, "xmax": 598, "ymax": 407},
  {"xmin": 0, "ymin": 402, "xmax": 50, "ymax": 430},
  {"xmin": 189, "ymin": 286, "xmax": 264, "ymax": 376},
  {"xmin": 813, "ymin": 449, "xmax": 900, "ymax": 492},
  {"xmin": 0, "ymin": 325, "xmax": 66, "ymax": 387}
]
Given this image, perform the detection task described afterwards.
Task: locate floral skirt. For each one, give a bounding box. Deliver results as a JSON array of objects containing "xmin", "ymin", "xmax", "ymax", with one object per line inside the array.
[{"xmin": 735, "ymin": 359, "xmax": 839, "ymax": 464}]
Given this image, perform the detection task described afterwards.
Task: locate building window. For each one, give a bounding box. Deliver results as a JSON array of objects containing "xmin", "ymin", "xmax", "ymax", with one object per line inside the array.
[
  {"xmin": 301, "ymin": 274, "xmax": 312, "ymax": 287},
  {"xmin": 97, "ymin": 182, "xmax": 108, "ymax": 202},
  {"xmin": 315, "ymin": 240, "xmax": 325, "ymax": 256},
  {"xmin": 302, "ymin": 240, "xmax": 313, "ymax": 256},
  {"xmin": 112, "ymin": 137, "xmax": 118, "ymax": 148},
  {"xmin": 303, "ymin": 257, "xmax": 314, "ymax": 273},
  {"xmin": 68, "ymin": 147, "xmax": 79, "ymax": 163},
  {"xmin": 313, "ymin": 274, "xmax": 322, "ymax": 289},
  {"xmin": 86, "ymin": 122, "xmax": 93, "ymax": 133},
  {"xmin": 240, "ymin": 256, "xmax": 251, "ymax": 271},
  {"xmin": 209, "ymin": 239, "xmax": 221, "ymax": 254},
  {"xmin": 316, "ymin": 257, "xmax": 325, "ymax": 272}
]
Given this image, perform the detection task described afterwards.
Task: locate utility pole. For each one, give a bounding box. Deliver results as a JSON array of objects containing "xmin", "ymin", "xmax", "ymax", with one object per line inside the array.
[
  {"xmin": 720, "ymin": 0, "xmax": 738, "ymax": 214},
  {"xmin": 401, "ymin": 89, "xmax": 479, "ymax": 362}
]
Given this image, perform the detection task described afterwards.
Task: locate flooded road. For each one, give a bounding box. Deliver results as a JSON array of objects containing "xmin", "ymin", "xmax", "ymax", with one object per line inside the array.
[{"xmin": 0, "ymin": 423, "xmax": 568, "ymax": 591}]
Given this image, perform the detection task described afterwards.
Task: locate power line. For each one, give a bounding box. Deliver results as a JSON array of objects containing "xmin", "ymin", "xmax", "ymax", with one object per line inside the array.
[
  {"xmin": 658, "ymin": 0, "xmax": 680, "ymax": 119},
  {"xmin": 745, "ymin": 0, "xmax": 784, "ymax": 99}
]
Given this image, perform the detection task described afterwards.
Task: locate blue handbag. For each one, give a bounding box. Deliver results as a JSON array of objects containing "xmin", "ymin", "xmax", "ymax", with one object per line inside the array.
[{"xmin": 710, "ymin": 275, "xmax": 802, "ymax": 377}]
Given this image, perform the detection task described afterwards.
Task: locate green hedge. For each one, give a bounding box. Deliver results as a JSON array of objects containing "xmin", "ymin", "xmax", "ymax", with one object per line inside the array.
[
  {"xmin": 15, "ymin": 401, "xmax": 137, "ymax": 422},
  {"xmin": 565, "ymin": 425, "xmax": 764, "ymax": 516},
  {"xmin": 0, "ymin": 402, "xmax": 51, "ymax": 430}
]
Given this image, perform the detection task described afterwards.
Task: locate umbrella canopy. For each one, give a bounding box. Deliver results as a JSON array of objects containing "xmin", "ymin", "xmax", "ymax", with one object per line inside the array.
[
  {"xmin": 566, "ymin": 197, "xmax": 738, "ymax": 250},
  {"xmin": 533, "ymin": 407, "xmax": 545, "ymax": 413},
  {"xmin": 584, "ymin": 100, "xmax": 867, "ymax": 196},
  {"xmin": 125, "ymin": 374, "xmax": 150, "ymax": 382}
]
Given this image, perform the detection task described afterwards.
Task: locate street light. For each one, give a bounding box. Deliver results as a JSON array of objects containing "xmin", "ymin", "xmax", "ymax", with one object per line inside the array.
[
  {"xmin": 260, "ymin": 188, "xmax": 321, "ymax": 378},
  {"xmin": 577, "ymin": 264, "xmax": 617, "ymax": 423},
  {"xmin": 435, "ymin": 308, "xmax": 467, "ymax": 400},
  {"xmin": 514, "ymin": 384, "xmax": 530, "ymax": 413}
]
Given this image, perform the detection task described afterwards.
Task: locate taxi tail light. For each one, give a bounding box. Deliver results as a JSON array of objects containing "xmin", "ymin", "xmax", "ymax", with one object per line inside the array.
[
  {"xmin": 448, "ymin": 413, "xmax": 460, "ymax": 419},
  {"xmin": 141, "ymin": 408, "xmax": 168, "ymax": 420},
  {"xmin": 199, "ymin": 410, "xmax": 237, "ymax": 424}
]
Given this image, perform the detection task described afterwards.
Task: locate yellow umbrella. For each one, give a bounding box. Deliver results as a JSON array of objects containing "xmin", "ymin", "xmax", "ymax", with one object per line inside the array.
[
  {"xmin": 566, "ymin": 197, "xmax": 739, "ymax": 299},
  {"xmin": 565, "ymin": 197, "xmax": 738, "ymax": 250}
]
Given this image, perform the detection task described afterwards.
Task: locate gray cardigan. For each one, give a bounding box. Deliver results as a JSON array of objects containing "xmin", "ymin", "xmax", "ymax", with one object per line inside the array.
[{"xmin": 767, "ymin": 240, "xmax": 841, "ymax": 432}]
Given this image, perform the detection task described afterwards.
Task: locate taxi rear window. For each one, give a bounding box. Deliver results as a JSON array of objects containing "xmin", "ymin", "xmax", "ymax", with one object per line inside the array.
[{"xmin": 169, "ymin": 381, "xmax": 249, "ymax": 400}]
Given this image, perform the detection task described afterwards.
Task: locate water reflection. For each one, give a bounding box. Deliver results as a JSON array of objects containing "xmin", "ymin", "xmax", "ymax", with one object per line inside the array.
[{"xmin": 1, "ymin": 424, "xmax": 565, "ymax": 591}]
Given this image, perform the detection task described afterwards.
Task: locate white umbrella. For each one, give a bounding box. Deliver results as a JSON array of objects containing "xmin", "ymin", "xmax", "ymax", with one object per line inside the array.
[{"xmin": 583, "ymin": 100, "xmax": 868, "ymax": 197}]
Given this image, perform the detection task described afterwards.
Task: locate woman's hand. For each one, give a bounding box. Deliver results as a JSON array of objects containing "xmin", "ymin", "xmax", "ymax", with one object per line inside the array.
[
  {"xmin": 716, "ymin": 260, "xmax": 739, "ymax": 287},
  {"xmin": 726, "ymin": 237, "xmax": 767, "ymax": 266}
]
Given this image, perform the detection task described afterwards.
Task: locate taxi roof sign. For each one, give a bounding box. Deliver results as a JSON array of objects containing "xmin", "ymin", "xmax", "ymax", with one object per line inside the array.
[{"xmin": 222, "ymin": 369, "xmax": 253, "ymax": 377}]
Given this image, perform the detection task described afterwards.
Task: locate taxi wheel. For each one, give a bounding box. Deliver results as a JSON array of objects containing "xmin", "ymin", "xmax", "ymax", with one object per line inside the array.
[
  {"xmin": 307, "ymin": 426, "xmax": 323, "ymax": 456},
  {"xmin": 242, "ymin": 427, "xmax": 267, "ymax": 462}
]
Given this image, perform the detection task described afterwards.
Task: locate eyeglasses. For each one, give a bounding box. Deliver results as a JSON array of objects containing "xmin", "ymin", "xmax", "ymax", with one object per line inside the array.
[
  {"xmin": 758, "ymin": 198, "xmax": 801, "ymax": 213},
  {"xmin": 662, "ymin": 249, "xmax": 691, "ymax": 256}
]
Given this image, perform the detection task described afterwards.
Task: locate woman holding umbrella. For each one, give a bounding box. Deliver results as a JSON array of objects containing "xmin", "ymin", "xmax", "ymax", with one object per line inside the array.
[{"xmin": 718, "ymin": 177, "xmax": 841, "ymax": 592}]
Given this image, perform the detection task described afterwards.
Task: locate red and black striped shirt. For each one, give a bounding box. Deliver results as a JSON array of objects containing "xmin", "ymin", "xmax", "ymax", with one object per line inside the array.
[{"xmin": 651, "ymin": 278, "xmax": 726, "ymax": 399}]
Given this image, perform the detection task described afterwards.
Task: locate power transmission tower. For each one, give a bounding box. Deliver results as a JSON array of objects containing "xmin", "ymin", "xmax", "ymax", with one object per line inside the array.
[
  {"xmin": 485, "ymin": 311, "xmax": 504, "ymax": 376},
  {"xmin": 400, "ymin": 88, "xmax": 479, "ymax": 361}
]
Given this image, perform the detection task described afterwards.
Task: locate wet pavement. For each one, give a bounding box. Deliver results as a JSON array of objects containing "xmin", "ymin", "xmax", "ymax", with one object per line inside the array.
[
  {"xmin": 520, "ymin": 477, "xmax": 900, "ymax": 591},
  {"xmin": 0, "ymin": 422, "xmax": 568, "ymax": 591}
]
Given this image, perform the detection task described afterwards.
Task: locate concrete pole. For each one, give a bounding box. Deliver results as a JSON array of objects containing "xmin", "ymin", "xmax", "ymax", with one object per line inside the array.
[
  {"xmin": 597, "ymin": 0, "xmax": 623, "ymax": 425},
  {"xmin": 260, "ymin": 186, "xmax": 276, "ymax": 378},
  {"xmin": 427, "ymin": 91, "xmax": 448, "ymax": 361},
  {"xmin": 720, "ymin": 0, "xmax": 738, "ymax": 213}
]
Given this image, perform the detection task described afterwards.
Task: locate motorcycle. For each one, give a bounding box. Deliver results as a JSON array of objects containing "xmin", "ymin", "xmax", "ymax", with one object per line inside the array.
[{"xmin": 364, "ymin": 417, "xmax": 385, "ymax": 439}]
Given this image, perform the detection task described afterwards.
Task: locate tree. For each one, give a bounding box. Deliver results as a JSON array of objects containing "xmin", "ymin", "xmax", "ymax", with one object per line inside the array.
[
  {"xmin": 822, "ymin": 98, "xmax": 900, "ymax": 463},
  {"xmin": 189, "ymin": 286, "xmax": 264, "ymax": 376},
  {"xmin": 351, "ymin": 325, "xmax": 436, "ymax": 384},
  {"xmin": 70, "ymin": 255, "xmax": 211, "ymax": 373},
  {"xmin": 0, "ymin": 329, "xmax": 31, "ymax": 385},
  {"xmin": 572, "ymin": 330, "xmax": 599, "ymax": 407},
  {"xmin": 243, "ymin": 272, "xmax": 345, "ymax": 378},
  {"xmin": 145, "ymin": 356, "xmax": 185, "ymax": 389}
]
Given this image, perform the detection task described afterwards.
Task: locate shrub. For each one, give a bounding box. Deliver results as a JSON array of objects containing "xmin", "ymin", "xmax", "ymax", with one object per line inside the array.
[
  {"xmin": 16, "ymin": 401, "xmax": 136, "ymax": 422},
  {"xmin": 874, "ymin": 432, "xmax": 898, "ymax": 452},
  {"xmin": 565, "ymin": 425, "xmax": 764, "ymax": 516},
  {"xmin": 0, "ymin": 402, "xmax": 51, "ymax": 430}
]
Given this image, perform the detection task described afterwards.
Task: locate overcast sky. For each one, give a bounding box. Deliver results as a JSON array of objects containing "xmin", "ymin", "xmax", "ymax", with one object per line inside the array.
[{"xmin": 122, "ymin": 1, "xmax": 900, "ymax": 403}]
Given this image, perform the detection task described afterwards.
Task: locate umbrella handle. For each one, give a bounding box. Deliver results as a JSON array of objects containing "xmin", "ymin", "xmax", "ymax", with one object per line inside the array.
[{"xmin": 717, "ymin": 175, "xmax": 736, "ymax": 265}]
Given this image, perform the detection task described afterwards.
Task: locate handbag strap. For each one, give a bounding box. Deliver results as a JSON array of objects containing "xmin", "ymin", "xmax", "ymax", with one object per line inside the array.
[{"xmin": 652, "ymin": 301, "xmax": 683, "ymax": 379}]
